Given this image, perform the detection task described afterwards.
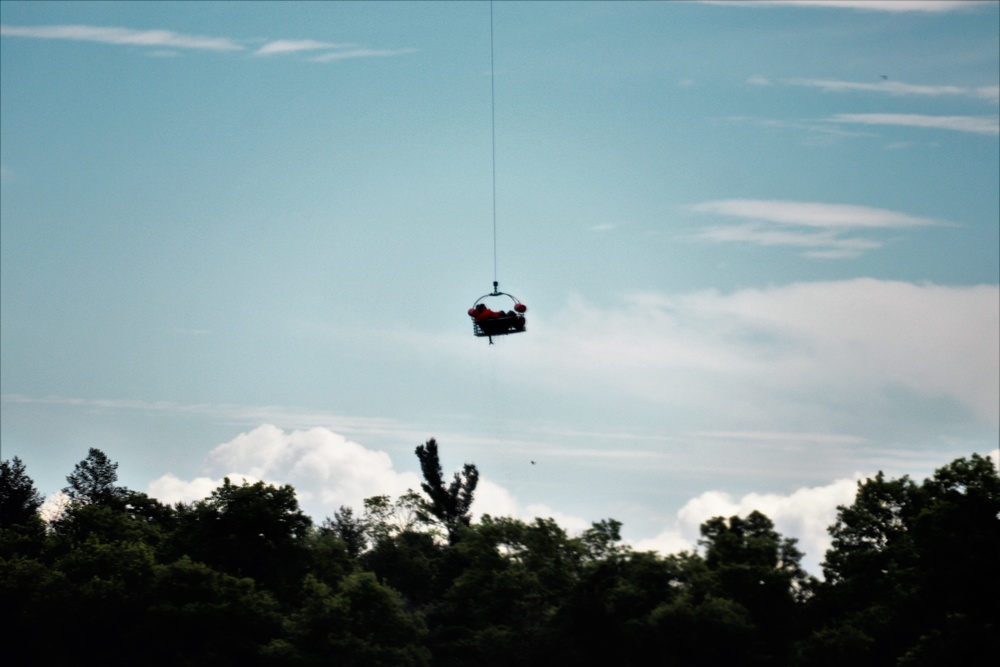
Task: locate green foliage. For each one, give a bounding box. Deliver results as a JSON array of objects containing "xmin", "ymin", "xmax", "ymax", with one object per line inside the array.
[
  {"xmin": 4, "ymin": 446, "xmax": 995, "ymax": 665},
  {"xmin": 364, "ymin": 490, "xmax": 425, "ymax": 543},
  {"xmin": 0, "ymin": 456, "xmax": 43, "ymax": 527},
  {"xmin": 581, "ymin": 518, "xmax": 628, "ymax": 561},
  {"xmin": 550, "ymin": 547, "xmax": 691, "ymax": 666},
  {"xmin": 279, "ymin": 572, "xmax": 429, "ymax": 666},
  {"xmin": 63, "ymin": 447, "xmax": 130, "ymax": 506},
  {"xmin": 326, "ymin": 505, "xmax": 367, "ymax": 559},
  {"xmin": 169, "ymin": 477, "xmax": 313, "ymax": 599},
  {"xmin": 146, "ymin": 557, "xmax": 286, "ymax": 665},
  {"xmin": 428, "ymin": 515, "xmax": 584, "ymax": 666},
  {"xmin": 800, "ymin": 454, "xmax": 1000, "ymax": 666},
  {"xmin": 363, "ymin": 528, "xmax": 443, "ymax": 605},
  {"xmin": 52, "ymin": 494, "xmax": 173, "ymax": 551},
  {"xmin": 414, "ymin": 439, "xmax": 478, "ymax": 544},
  {"xmin": 0, "ymin": 456, "xmax": 47, "ymax": 558}
]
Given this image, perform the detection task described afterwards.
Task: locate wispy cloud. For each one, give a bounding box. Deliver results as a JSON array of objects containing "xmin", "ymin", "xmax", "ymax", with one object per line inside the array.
[
  {"xmin": 826, "ymin": 113, "xmax": 999, "ymax": 136},
  {"xmin": 788, "ymin": 78, "xmax": 1000, "ymax": 103},
  {"xmin": 696, "ymin": 224, "xmax": 880, "ymax": 259},
  {"xmin": 693, "ymin": 431, "xmax": 868, "ymax": 445},
  {"xmin": 254, "ymin": 39, "xmax": 355, "ymax": 56},
  {"xmin": 0, "ymin": 24, "xmax": 243, "ymax": 51},
  {"xmin": 590, "ymin": 223, "xmax": 617, "ymax": 233},
  {"xmin": 1, "ymin": 24, "xmax": 415, "ymax": 64},
  {"xmin": 690, "ymin": 199, "xmax": 944, "ymax": 259},
  {"xmin": 703, "ymin": 1, "xmax": 980, "ymax": 12},
  {"xmin": 693, "ymin": 199, "xmax": 941, "ymax": 229},
  {"xmin": 309, "ymin": 47, "xmax": 417, "ymax": 63},
  {"xmin": 0, "ymin": 393, "xmax": 417, "ymax": 440},
  {"xmin": 725, "ymin": 115, "xmax": 874, "ymax": 140},
  {"xmin": 977, "ymin": 86, "xmax": 1000, "ymax": 103}
]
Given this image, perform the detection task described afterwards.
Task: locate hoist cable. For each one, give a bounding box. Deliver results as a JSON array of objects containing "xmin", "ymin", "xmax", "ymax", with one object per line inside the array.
[{"xmin": 490, "ymin": 1, "xmax": 498, "ymax": 285}]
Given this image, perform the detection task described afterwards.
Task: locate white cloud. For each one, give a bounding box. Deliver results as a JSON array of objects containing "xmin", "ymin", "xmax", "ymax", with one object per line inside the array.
[
  {"xmin": 145, "ymin": 424, "xmax": 592, "ymax": 533},
  {"xmin": 787, "ymin": 78, "xmax": 996, "ymax": 101},
  {"xmin": 148, "ymin": 474, "xmax": 229, "ymax": 505},
  {"xmin": 976, "ymin": 86, "xmax": 1000, "ymax": 104},
  {"xmin": 827, "ymin": 113, "xmax": 1000, "ymax": 136},
  {"xmin": 254, "ymin": 39, "xmax": 354, "ymax": 56},
  {"xmin": 0, "ymin": 24, "xmax": 243, "ymax": 51},
  {"xmin": 631, "ymin": 476, "xmax": 862, "ymax": 576},
  {"xmin": 747, "ymin": 75, "xmax": 772, "ymax": 86},
  {"xmin": 633, "ymin": 447, "xmax": 1000, "ymax": 576},
  {"xmin": 309, "ymin": 47, "xmax": 416, "ymax": 63},
  {"xmin": 702, "ymin": 1, "xmax": 979, "ymax": 12},
  {"xmin": 693, "ymin": 200, "xmax": 941, "ymax": 229},
  {"xmin": 39, "ymin": 490, "xmax": 70, "ymax": 523},
  {"xmin": 208, "ymin": 424, "xmax": 422, "ymax": 510},
  {"xmin": 696, "ymin": 223, "xmax": 879, "ymax": 258},
  {"xmin": 0, "ymin": 25, "xmax": 415, "ymax": 64},
  {"xmin": 521, "ymin": 280, "xmax": 1000, "ymax": 428},
  {"xmin": 146, "ymin": 424, "xmax": 422, "ymax": 516},
  {"xmin": 690, "ymin": 199, "xmax": 943, "ymax": 258},
  {"xmin": 694, "ymin": 431, "xmax": 868, "ymax": 445}
]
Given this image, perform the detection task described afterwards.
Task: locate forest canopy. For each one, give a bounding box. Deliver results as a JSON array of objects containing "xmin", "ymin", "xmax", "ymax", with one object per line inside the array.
[{"xmin": 1, "ymin": 444, "xmax": 997, "ymax": 666}]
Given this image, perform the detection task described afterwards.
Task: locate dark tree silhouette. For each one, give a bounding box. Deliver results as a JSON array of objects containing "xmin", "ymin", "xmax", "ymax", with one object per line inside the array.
[
  {"xmin": 802, "ymin": 454, "xmax": 1000, "ymax": 666},
  {"xmin": 414, "ymin": 439, "xmax": 478, "ymax": 544},
  {"xmin": 325, "ymin": 505, "xmax": 367, "ymax": 559},
  {"xmin": 171, "ymin": 477, "xmax": 313, "ymax": 599},
  {"xmin": 0, "ymin": 456, "xmax": 44, "ymax": 528},
  {"xmin": 63, "ymin": 448, "xmax": 130, "ymax": 506}
]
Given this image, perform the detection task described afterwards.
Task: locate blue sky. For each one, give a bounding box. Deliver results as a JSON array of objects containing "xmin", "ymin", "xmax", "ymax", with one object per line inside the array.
[{"xmin": 2, "ymin": 0, "xmax": 997, "ymax": 574}]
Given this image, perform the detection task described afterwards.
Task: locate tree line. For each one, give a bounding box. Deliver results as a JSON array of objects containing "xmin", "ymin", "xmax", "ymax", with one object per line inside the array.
[{"xmin": 1, "ymin": 439, "xmax": 997, "ymax": 666}]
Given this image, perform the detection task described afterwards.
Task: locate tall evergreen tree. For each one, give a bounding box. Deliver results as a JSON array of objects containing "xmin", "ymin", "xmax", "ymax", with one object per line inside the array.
[
  {"xmin": 414, "ymin": 439, "xmax": 478, "ymax": 545},
  {"xmin": 0, "ymin": 456, "xmax": 43, "ymax": 527},
  {"xmin": 63, "ymin": 447, "xmax": 129, "ymax": 506}
]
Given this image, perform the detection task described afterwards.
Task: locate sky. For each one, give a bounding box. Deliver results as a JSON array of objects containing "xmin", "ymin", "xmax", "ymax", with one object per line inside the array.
[{"xmin": 1, "ymin": 0, "xmax": 998, "ymax": 576}]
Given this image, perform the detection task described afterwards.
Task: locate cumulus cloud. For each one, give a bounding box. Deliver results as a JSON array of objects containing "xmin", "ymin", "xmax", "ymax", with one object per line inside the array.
[
  {"xmin": 690, "ymin": 199, "xmax": 944, "ymax": 258},
  {"xmin": 0, "ymin": 24, "xmax": 243, "ymax": 51},
  {"xmin": 149, "ymin": 474, "xmax": 228, "ymax": 505},
  {"xmin": 827, "ymin": 113, "xmax": 999, "ymax": 136},
  {"xmin": 523, "ymin": 280, "xmax": 1000, "ymax": 428},
  {"xmin": 146, "ymin": 424, "xmax": 592, "ymax": 532},
  {"xmin": 146, "ymin": 425, "xmax": 421, "ymax": 516},
  {"xmin": 631, "ymin": 476, "xmax": 862, "ymax": 576},
  {"xmin": 633, "ymin": 447, "xmax": 1000, "ymax": 576}
]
